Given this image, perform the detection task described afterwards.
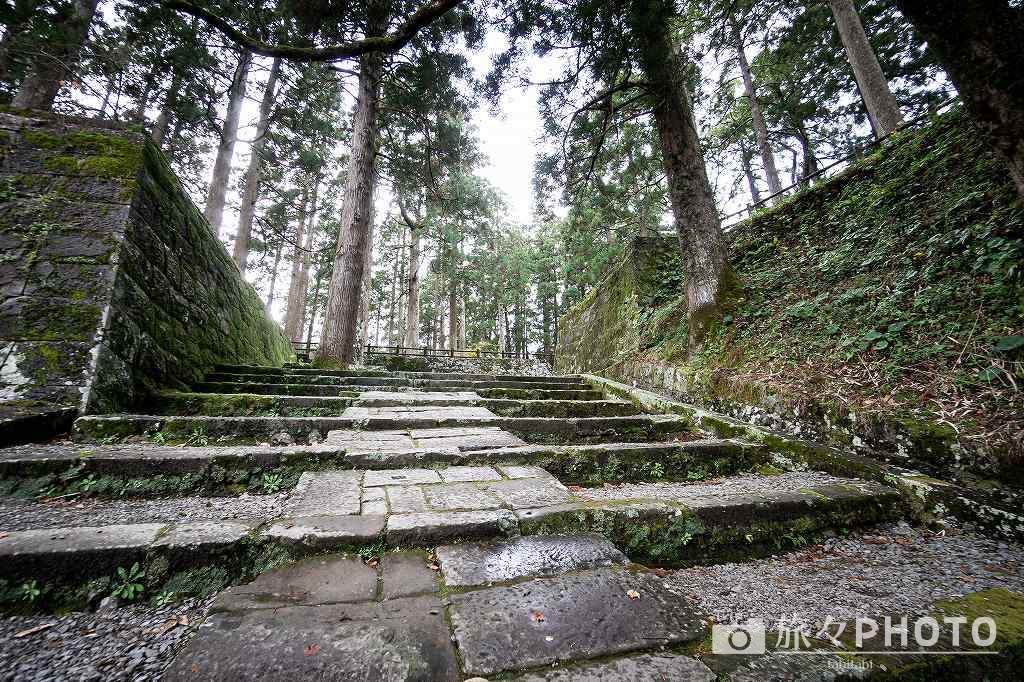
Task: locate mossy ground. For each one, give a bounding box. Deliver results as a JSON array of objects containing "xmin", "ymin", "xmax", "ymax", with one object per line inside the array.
[{"xmin": 569, "ymin": 108, "xmax": 1024, "ymax": 482}]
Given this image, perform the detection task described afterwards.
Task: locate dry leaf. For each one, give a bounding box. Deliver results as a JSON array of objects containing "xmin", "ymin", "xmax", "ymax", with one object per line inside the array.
[
  {"xmin": 366, "ymin": 557, "xmax": 379, "ymax": 568},
  {"xmin": 530, "ymin": 610, "xmax": 546, "ymax": 623},
  {"xmin": 427, "ymin": 562, "xmax": 440, "ymax": 571},
  {"xmin": 652, "ymin": 568, "xmax": 672, "ymax": 578},
  {"xmin": 626, "ymin": 590, "xmax": 641, "ymax": 600},
  {"xmin": 155, "ymin": 619, "xmax": 179, "ymax": 637},
  {"xmin": 0, "ymin": 532, "xmax": 9, "ymax": 540},
  {"xmin": 304, "ymin": 643, "xmax": 321, "ymax": 657},
  {"xmin": 178, "ymin": 614, "xmax": 189, "ymax": 627},
  {"xmin": 14, "ymin": 623, "xmax": 54, "ymax": 638}
]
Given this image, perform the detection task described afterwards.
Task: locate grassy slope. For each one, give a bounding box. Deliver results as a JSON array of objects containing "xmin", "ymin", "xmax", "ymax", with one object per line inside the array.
[{"xmin": 634, "ymin": 107, "xmax": 1023, "ymax": 477}]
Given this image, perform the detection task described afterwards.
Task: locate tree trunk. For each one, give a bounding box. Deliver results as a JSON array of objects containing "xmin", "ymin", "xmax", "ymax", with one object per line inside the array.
[
  {"xmin": 0, "ymin": 1, "xmax": 40, "ymax": 93},
  {"xmin": 305, "ymin": 269, "xmax": 325, "ymax": 348},
  {"xmin": 447, "ymin": 242, "xmax": 463, "ymax": 351},
  {"xmin": 11, "ymin": 0, "xmax": 98, "ymax": 110},
  {"xmin": 895, "ymin": 0, "xmax": 1024, "ymax": 201},
  {"xmin": 356, "ymin": 216, "xmax": 376, "ymax": 356},
  {"xmin": 733, "ymin": 22, "xmax": 782, "ymax": 198},
  {"xmin": 795, "ymin": 119, "xmax": 820, "ymax": 184},
  {"xmin": 630, "ymin": 0, "xmax": 732, "ymax": 352},
  {"xmin": 283, "ymin": 183, "xmax": 311, "ymax": 341},
  {"xmin": 829, "ymin": 0, "xmax": 903, "ymax": 138},
  {"xmin": 403, "ymin": 224, "xmax": 421, "ymax": 347},
  {"xmin": 739, "ymin": 141, "xmax": 761, "ymax": 207},
  {"xmin": 150, "ymin": 72, "xmax": 180, "ymax": 148},
  {"xmin": 205, "ymin": 50, "xmax": 252, "ymax": 236},
  {"xmin": 234, "ymin": 56, "xmax": 281, "ymax": 273},
  {"xmin": 265, "ymin": 241, "xmax": 283, "ymax": 315},
  {"xmin": 316, "ymin": 5, "xmax": 386, "ymax": 366}
]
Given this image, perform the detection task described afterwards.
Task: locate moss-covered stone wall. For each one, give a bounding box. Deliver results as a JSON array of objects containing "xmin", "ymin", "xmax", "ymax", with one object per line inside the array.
[
  {"xmin": 556, "ymin": 236, "xmax": 683, "ymax": 374},
  {"xmin": 0, "ymin": 111, "xmax": 292, "ymax": 415},
  {"xmin": 558, "ymin": 107, "xmax": 1024, "ymax": 491}
]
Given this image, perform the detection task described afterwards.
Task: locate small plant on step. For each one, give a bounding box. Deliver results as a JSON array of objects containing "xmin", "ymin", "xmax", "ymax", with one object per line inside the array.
[
  {"xmin": 154, "ymin": 590, "xmax": 176, "ymax": 607},
  {"xmin": 184, "ymin": 428, "xmax": 209, "ymax": 447},
  {"xmin": 19, "ymin": 580, "xmax": 41, "ymax": 602},
  {"xmin": 261, "ymin": 473, "xmax": 285, "ymax": 494},
  {"xmin": 150, "ymin": 431, "xmax": 168, "ymax": 445},
  {"xmin": 111, "ymin": 563, "xmax": 145, "ymax": 601}
]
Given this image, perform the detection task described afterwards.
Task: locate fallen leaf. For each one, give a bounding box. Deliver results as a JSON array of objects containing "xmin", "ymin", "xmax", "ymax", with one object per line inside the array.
[
  {"xmin": 304, "ymin": 643, "xmax": 321, "ymax": 657},
  {"xmin": 652, "ymin": 568, "xmax": 672, "ymax": 578},
  {"xmin": 0, "ymin": 532, "xmax": 9, "ymax": 540},
  {"xmin": 14, "ymin": 623, "xmax": 54, "ymax": 638},
  {"xmin": 626, "ymin": 590, "xmax": 640, "ymax": 600},
  {"xmin": 427, "ymin": 562, "xmax": 440, "ymax": 571},
  {"xmin": 530, "ymin": 610, "xmax": 546, "ymax": 623},
  {"xmin": 178, "ymin": 614, "xmax": 189, "ymax": 627},
  {"xmin": 155, "ymin": 619, "xmax": 179, "ymax": 637},
  {"xmin": 366, "ymin": 557, "xmax": 379, "ymax": 568}
]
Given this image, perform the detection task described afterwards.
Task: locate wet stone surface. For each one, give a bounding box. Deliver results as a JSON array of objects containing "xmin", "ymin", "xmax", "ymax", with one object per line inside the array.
[
  {"xmin": 285, "ymin": 471, "xmax": 360, "ymax": 516},
  {"xmin": 512, "ymin": 652, "xmax": 715, "ymax": 681},
  {"xmin": 437, "ymin": 534, "xmax": 628, "ymax": 587},
  {"xmin": 214, "ymin": 555, "xmax": 377, "ymax": 612},
  {"xmin": 448, "ymin": 566, "xmax": 707, "ymax": 676},
  {"xmin": 165, "ymin": 596, "xmax": 459, "ymax": 681}
]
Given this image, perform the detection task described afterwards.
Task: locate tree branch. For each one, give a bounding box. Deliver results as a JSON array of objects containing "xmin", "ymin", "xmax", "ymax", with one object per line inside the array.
[{"xmin": 157, "ymin": 0, "xmax": 465, "ymax": 62}]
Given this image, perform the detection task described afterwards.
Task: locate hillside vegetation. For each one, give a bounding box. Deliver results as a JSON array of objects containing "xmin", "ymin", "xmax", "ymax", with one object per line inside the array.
[{"xmin": 616, "ymin": 108, "xmax": 1024, "ymax": 482}]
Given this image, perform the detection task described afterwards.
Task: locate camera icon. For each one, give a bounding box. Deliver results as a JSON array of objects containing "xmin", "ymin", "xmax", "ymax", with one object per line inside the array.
[{"xmin": 711, "ymin": 622, "xmax": 767, "ymax": 655}]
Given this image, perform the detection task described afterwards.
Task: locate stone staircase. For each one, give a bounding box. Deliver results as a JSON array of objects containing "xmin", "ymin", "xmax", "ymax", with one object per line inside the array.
[{"xmin": 0, "ymin": 361, "xmax": 981, "ymax": 679}]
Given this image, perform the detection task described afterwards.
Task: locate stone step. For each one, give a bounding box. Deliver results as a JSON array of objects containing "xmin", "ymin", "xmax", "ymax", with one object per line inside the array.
[
  {"xmin": 0, "ymin": 440, "xmax": 760, "ymax": 496},
  {"xmin": 195, "ymin": 381, "xmax": 362, "ymax": 397},
  {"xmin": 206, "ymin": 372, "xmax": 589, "ymax": 391},
  {"xmin": 0, "ymin": 468, "xmax": 901, "ymax": 612},
  {"xmin": 195, "ymin": 381, "xmax": 604, "ymax": 401},
  {"xmin": 71, "ymin": 414, "xmax": 691, "ymax": 446},
  {"xmin": 150, "ymin": 392, "xmax": 355, "ymax": 416},
  {"xmin": 356, "ymin": 395, "xmax": 642, "ymax": 418},
  {"xmin": 211, "ymin": 364, "xmax": 391, "ymax": 378}
]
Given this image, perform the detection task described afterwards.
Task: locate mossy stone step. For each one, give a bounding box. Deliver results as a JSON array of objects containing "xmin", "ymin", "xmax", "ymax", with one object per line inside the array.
[
  {"xmin": 195, "ymin": 381, "xmax": 604, "ymax": 401},
  {"xmin": 211, "ymin": 364, "xmax": 392, "ymax": 378},
  {"xmin": 195, "ymin": 382, "xmax": 361, "ymax": 397},
  {"xmin": 71, "ymin": 414, "xmax": 692, "ymax": 446},
  {"xmin": 150, "ymin": 392, "xmax": 355, "ymax": 417},
  {"xmin": 355, "ymin": 396, "xmax": 642, "ymax": 418}
]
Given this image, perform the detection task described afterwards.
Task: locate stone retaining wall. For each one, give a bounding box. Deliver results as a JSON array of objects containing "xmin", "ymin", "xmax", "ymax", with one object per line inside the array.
[{"xmin": 0, "ymin": 111, "xmax": 292, "ymax": 416}]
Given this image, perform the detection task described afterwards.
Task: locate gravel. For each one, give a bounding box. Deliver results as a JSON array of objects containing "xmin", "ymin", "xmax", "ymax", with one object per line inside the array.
[
  {"xmin": 0, "ymin": 492, "xmax": 288, "ymax": 532},
  {"xmin": 0, "ymin": 597, "xmax": 212, "ymax": 682},
  {"xmin": 575, "ymin": 470, "xmax": 868, "ymax": 502},
  {"xmin": 663, "ymin": 520, "xmax": 1024, "ymax": 630}
]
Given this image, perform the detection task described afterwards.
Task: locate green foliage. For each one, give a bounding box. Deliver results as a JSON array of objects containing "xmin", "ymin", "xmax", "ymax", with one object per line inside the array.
[
  {"xmin": 261, "ymin": 473, "xmax": 285, "ymax": 494},
  {"xmin": 111, "ymin": 563, "xmax": 145, "ymax": 601},
  {"xmin": 19, "ymin": 580, "xmax": 41, "ymax": 602}
]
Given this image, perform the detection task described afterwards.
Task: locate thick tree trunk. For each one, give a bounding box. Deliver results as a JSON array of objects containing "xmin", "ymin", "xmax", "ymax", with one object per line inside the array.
[
  {"xmin": 630, "ymin": 0, "xmax": 731, "ymax": 352},
  {"xmin": 205, "ymin": 50, "xmax": 252, "ymax": 236},
  {"xmin": 795, "ymin": 119, "xmax": 820, "ymax": 184},
  {"xmin": 283, "ymin": 183, "xmax": 311, "ymax": 341},
  {"xmin": 733, "ymin": 22, "xmax": 782, "ymax": 198},
  {"xmin": 150, "ymin": 72, "xmax": 180, "ymax": 149},
  {"xmin": 12, "ymin": 0, "xmax": 98, "ymax": 110},
  {"xmin": 739, "ymin": 141, "xmax": 761, "ymax": 208},
  {"xmin": 234, "ymin": 56, "xmax": 282, "ymax": 273},
  {"xmin": 0, "ymin": 1, "xmax": 40, "ymax": 93},
  {"xmin": 447, "ymin": 242, "xmax": 464, "ymax": 351},
  {"xmin": 356, "ymin": 216, "xmax": 376, "ymax": 356},
  {"xmin": 316, "ymin": 10, "xmax": 386, "ymax": 366},
  {"xmin": 829, "ymin": 0, "xmax": 903, "ymax": 138},
  {"xmin": 895, "ymin": 0, "xmax": 1024, "ymax": 201},
  {"xmin": 306, "ymin": 270, "xmax": 325, "ymax": 348},
  {"xmin": 403, "ymin": 224, "xmax": 421, "ymax": 347},
  {"xmin": 265, "ymin": 241, "xmax": 283, "ymax": 315}
]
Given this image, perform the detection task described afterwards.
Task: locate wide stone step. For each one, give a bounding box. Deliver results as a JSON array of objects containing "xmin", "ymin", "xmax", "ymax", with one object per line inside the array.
[
  {"xmin": 0, "ymin": 439, "xmax": 761, "ymax": 494},
  {"xmin": 211, "ymin": 363, "xmax": 585, "ymax": 386},
  {"xmin": 196, "ymin": 381, "xmax": 604, "ymax": 401},
  {"xmin": 211, "ymin": 364, "xmax": 392, "ymax": 378},
  {"xmin": 207, "ymin": 372, "xmax": 589, "ymax": 391},
  {"xmin": 196, "ymin": 381, "xmax": 360, "ymax": 397},
  {"xmin": 150, "ymin": 392, "xmax": 355, "ymax": 416},
  {"xmin": 355, "ymin": 394, "xmax": 642, "ymax": 418},
  {"xmin": 0, "ymin": 467, "xmax": 901, "ymax": 612},
  {"xmin": 71, "ymin": 414, "xmax": 691, "ymax": 446}
]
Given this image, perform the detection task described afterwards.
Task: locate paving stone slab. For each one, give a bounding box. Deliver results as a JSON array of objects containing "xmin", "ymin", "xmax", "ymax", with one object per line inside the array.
[
  {"xmin": 265, "ymin": 515, "xmax": 386, "ymax": 549},
  {"xmin": 497, "ymin": 465, "xmax": 554, "ymax": 480},
  {"xmin": 166, "ymin": 596, "xmax": 459, "ymax": 681},
  {"xmin": 364, "ymin": 468, "xmax": 442, "ymax": 487},
  {"xmin": 416, "ymin": 431, "xmax": 527, "ymax": 451},
  {"xmin": 358, "ymin": 391, "xmax": 482, "ymax": 404},
  {"xmin": 0, "ymin": 523, "xmax": 164, "ymax": 559},
  {"xmin": 448, "ymin": 566, "xmax": 707, "ymax": 676},
  {"xmin": 485, "ymin": 477, "xmax": 574, "ymax": 509},
  {"xmin": 214, "ymin": 555, "xmax": 378, "ymax": 612},
  {"xmin": 382, "ymin": 551, "xmax": 440, "ymax": 600},
  {"xmin": 387, "ymin": 509, "xmax": 518, "ymax": 545},
  {"xmin": 386, "ymin": 485, "xmax": 430, "ymax": 513},
  {"xmin": 437, "ymin": 534, "xmax": 628, "ymax": 587},
  {"xmin": 287, "ymin": 470, "xmax": 361, "ymax": 516},
  {"xmin": 512, "ymin": 652, "xmax": 715, "ymax": 681},
  {"xmin": 438, "ymin": 465, "xmax": 502, "ymax": 482},
  {"xmin": 422, "ymin": 482, "xmax": 504, "ymax": 511},
  {"xmin": 152, "ymin": 521, "xmax": 253, "ymax": 551},
  {"xmin": 410, "ymin": 426, "xmax": 507, "ymax": 439}
]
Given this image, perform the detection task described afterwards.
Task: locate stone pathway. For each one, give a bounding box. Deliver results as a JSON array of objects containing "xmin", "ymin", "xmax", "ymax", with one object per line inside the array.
[{"xmin": 1, "ymin": 362, "xmax": 1019, "ymax": 680}]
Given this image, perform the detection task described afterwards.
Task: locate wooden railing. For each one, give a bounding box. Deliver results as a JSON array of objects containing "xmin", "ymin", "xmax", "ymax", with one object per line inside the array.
[
  {"xmin": 365, "ymin": 344, "xmax": 554, "ymax": 364},
  {"xmin": 291, "ymin": 340, "xmax": 318, "ymax": 361}
]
